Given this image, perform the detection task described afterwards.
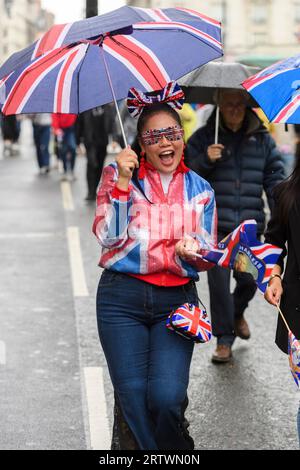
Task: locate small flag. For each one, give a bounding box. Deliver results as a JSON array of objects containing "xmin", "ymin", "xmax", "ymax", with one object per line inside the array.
[
  {"xmin": 288, "ymin": 331, "xmax": 300, "ymax": 388},
  {"xmin": 195, "ymin": 219, "xmax": 282, "ymax": 293}
]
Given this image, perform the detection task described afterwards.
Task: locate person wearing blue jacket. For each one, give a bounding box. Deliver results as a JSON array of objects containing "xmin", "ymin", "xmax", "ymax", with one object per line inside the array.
[{"xmin": 186, "ymin": 89, "xmax": 284, "ymax": 363}]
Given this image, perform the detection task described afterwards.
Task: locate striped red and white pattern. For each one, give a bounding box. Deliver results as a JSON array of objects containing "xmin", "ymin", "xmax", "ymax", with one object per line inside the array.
[
  {"xmin": 32, "ymin": 23, "xmax": 73, "ymax": 60},
  {"xmin": 2, "ymin": 44, "xmax": 88, "ymax": 115},
  {"xmin": 127, "ymin": 81, "xmax": 184, "ymax": 118},
  {"xmin": 166, "ymin": 303, "xmax": 212, "ymax": 343},
  {"xmin": 242, "ymin": 53, "xmax": 300, "ymax": 124},
  {"xmin": 0, "ymin": 6, "xmax": 223, "ymax": 115},
  {"xmin": 103, "ymin": 34, "xmax": 171, "ymax": 90},
  {"xmin": 93, "ymin": 162, "xmax": 217, "ymax": 282},
  {"xmin": 197, "ymin": 219, "xmax": 283, "ymax": 293}
]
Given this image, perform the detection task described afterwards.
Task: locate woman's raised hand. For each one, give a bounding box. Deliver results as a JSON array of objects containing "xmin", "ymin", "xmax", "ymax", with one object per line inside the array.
[{"xmin": 116, "ymin": 146, "xmax": 139, "ymax": 179}]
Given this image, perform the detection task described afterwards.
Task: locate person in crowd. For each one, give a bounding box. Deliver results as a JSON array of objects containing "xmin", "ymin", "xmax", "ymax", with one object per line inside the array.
[
  {"xmin": 264, "ymin": 157, "xmax": 300, "ymax": 446},
  {"xmin": 79, "ymin": 105, "xmax": 115, "ymax": 201},
  {"xmin": 93, "ymin": 90, "xmax": 217, "ymax": 450},
  {"xmin": 31, "ymin": 114, "xmax": 52, "ymax": 174},
  {"xmin": 52, "ymin": 113, "xmax": 77, "ymax": 181},
  {"xmin": 1, "ymin": 114, "xmax": 21, "ymax": 157},
  {"xmin": 178, "ymin": 103, "xmax": 198, "ymax": 142},
  {"xmin": 186, "ymin": 89, "xmax": 284, "ymax": 363},
  {"xmin": 113, "ymin": 101, "xmax": 138, "ymax": 149}
]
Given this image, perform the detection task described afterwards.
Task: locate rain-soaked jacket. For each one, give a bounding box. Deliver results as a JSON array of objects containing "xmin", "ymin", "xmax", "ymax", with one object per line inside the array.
[{"xmin": 92, "ymin": 161, "xmax": 217, "ymax": 284}]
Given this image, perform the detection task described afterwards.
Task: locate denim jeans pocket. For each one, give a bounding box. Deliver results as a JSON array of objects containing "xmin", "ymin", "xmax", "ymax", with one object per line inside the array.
[{"xmin": 99, "ymin": 269, "xmax": 120, "ymax": 287}]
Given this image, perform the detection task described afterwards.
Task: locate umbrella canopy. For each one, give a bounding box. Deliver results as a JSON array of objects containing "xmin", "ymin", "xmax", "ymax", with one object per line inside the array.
[
  {"xmin": 0, "ymin": 7, "xmax": 222, "ymax": 117},
  {"xmin": 0, "ymin": 6, "xmax": 163, "ymax": 79},
  {"xmin": 178, "ymin": 61, "xmax": 259, "ymax": 105},
  {"xmin": 242, "ymin": 53, "xmax": 300, "ymax": 123}
]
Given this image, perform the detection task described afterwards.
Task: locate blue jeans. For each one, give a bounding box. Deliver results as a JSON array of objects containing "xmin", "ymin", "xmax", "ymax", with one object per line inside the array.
[
  {"xmin": 207, "ymin": 266, "xmax": 257, "ymax": 346},
  {"xmin": 61, "ymin": 126, "xmax": 76, "ymax": 172},
  {"xmin": 33, "ymin": 124, "xmax": 50, "ymax": 168},
  {"xmin": 96, "ymin": 271, "xmax": 198, "ymax": 450}
]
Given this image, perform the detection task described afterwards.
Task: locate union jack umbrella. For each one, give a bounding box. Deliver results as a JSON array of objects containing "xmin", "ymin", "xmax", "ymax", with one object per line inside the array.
[
  {"xmin": 242, "ymin": 53, "xmax": 300, "ymax": 124},
  {"xmin": 0, "ymin": 6, "xmax": 223, "ymax": 145},
  {"xmin": 166, "ymin": 303, "xmax": 212, "ymax": 343}
]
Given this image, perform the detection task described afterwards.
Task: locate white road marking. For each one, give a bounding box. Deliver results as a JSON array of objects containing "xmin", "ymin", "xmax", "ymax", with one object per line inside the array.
[
  {"xmin": 84, "ymin": 367, "xmax": 111, "ymax": 450},
  {"xmin": 0, "ymin": 341, "xmax": 6, "ymax": 365},
  {"xmin": 61, "ymin": 181, "xmax": 74, "ymax": 211},
  {"xmin": 0, "ymin": 232, "xmax": 60, "ymax": 239},
  {"xmin": 67, "ymin": 226, "xmax": 89, "ymax": 297}
]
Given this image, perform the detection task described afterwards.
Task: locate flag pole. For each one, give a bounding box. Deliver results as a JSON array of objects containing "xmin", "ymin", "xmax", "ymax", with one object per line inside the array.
[
  {"xmin": 101, "ymin": 47, "xmax": 128, "ymax": 148},
  {"xmin": 276, "ymin": 303, "xmax": 291, "ymax": 333}
]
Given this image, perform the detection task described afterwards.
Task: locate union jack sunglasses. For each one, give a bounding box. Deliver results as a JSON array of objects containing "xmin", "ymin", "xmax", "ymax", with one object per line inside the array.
[{"xmin": 141, "ymin": 125, "xmax": 184, "ymax": 146}]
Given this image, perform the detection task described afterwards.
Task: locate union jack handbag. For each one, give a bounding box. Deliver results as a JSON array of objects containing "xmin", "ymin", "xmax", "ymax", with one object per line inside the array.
[{"xmin": 166, "ymin": 303, "xmax": 212, "ymax": 343}]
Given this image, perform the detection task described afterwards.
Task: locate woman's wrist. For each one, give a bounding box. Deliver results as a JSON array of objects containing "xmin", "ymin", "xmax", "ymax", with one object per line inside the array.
[
  {"xmin": 268, "ymin": 273, "xmax": 282, "ymax": 286},
  {"xmin": 116, "ymin": 175, "xmax": 131, "ymax": 191}
]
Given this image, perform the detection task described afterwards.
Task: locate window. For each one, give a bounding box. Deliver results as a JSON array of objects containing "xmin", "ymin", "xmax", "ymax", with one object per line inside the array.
[
  {"xmin": 210, "ymin": 1, "xmax": 227, "ymax": 23},
  {"xmin": 295, "ymin": 2, "xmax": 300, "ymax": 22},
  {"xmin": 250, "ymin": 1, "xmax": 268, "ymax": 24},
  {"xmin": 252, "ymin": 32, "xmax": 268, "ymax": 46}
]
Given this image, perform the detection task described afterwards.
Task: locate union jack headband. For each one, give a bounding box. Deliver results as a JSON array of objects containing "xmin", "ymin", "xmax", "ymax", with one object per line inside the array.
[{"xmin": 127, "ymin": 81, "xmax": 185, "ymax": 118}]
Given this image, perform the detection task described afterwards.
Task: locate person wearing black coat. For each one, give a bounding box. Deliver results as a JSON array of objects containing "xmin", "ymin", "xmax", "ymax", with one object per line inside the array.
[
  {"xmin": 79, "ymin": 104, "xmax": 115, "ymax": 201},
  {"xmin": 186, "ymin": 90, "xmax": 284, "ymax": 363},
  {"xmin": 264, "ymin": 156, "xmax": 300, "ymax": 445}
]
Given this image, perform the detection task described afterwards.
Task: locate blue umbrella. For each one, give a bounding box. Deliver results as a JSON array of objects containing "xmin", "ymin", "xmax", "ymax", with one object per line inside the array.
[
  {"xmin": 242, "ymin": 53, "xmax": 300, "ymax": 123},
  {"xmin": 0, "ymin": 6, "xmax": 223, "ymax": 145}
]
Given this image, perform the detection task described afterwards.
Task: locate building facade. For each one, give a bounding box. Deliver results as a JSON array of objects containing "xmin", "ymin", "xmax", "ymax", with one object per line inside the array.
[
  {"xmin": 127, "ymin": 0, "xmax": 300, "ymax": 66},
  {"xmin": 0, "ymin": 0, "xmax": 54, "ymax": 65}
]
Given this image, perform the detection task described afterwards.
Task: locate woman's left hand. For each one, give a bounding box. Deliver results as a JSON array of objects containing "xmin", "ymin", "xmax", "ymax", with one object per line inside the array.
[{"xmin": 175, "ymin": 235, "xmax": 199, "ymax": 261}]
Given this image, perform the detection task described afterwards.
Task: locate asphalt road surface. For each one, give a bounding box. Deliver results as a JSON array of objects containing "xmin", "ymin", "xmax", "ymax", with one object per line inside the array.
[{"xmin": 0, "ymin": 120, "xmax": 298, "ymax": 450}]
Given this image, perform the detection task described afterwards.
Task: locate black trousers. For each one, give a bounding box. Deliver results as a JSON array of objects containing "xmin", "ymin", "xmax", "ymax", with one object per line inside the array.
[
  {"xmin": 86, "ymin": 144, "xmax": 107, "ymax": 197},
  {"xmin": 207, "ymin": 232, "xmax": 257, "ymax": 346}
]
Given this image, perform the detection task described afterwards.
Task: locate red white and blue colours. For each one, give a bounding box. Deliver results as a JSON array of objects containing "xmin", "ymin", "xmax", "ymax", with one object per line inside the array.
[
  {"xmin": 242, "ymin": 53, "xmax": 300, "ymax": 124},
  {"xmin": 288, "ymin": 332, "xmax": 300, "ymax": 388},
  {"xmin": 0, "ymin": 6, "xmax": 222, "ymax": 115},
  {"xmin": 195, "ymin": 219, "xmax": 282, "ymax": 294},
  {"xmin": 127, "ymin": 81, "xmax": 185, "ymax": 118},
  {"xmin": 166, "ymin": 304, "xmax": 212, "ymax": 343}
]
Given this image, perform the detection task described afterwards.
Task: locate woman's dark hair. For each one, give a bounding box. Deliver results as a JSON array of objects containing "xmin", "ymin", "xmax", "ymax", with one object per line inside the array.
[
  {"xmin": 276, "ymin": 142, "xmax": 300, "ymax": 223},
  {"xmin": 131, "ymin": 103, "xmax": 182, "ymax": 203}
]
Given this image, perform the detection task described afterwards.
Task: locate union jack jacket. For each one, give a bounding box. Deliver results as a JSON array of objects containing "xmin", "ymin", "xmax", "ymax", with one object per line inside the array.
[{"xmin": 93, "ymin": 162, "xmax": 217, "ymax": 281}]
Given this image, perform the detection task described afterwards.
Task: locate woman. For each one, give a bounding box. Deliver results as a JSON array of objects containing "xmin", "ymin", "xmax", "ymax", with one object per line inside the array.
[
  {"xmin": 93, "ymin": 91, "xmax": 217, "ymax": 450},
  {"xmin": 264, "ymin": 153, "xmax": 300, "ymax": 445}
]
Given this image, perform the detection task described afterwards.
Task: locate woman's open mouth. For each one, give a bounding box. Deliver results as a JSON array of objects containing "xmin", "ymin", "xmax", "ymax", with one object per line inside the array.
[{"xmin": 159, "ymin": 150, "xmax": 175, "ymax": 166}]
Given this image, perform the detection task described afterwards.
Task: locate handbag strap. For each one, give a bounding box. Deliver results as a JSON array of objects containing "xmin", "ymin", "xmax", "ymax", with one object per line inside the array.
[{"xmin": 183, "ymin": 282, "xmax": 207, "ymax": 312}]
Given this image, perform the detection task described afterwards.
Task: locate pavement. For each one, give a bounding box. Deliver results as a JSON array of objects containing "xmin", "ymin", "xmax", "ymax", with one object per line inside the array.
[{"xmin": 0, "ymin": 120, "xmax": 299, "ymax": 450}]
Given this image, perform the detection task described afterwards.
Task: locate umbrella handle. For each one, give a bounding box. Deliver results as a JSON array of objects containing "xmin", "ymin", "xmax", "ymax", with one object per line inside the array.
[
  {"xmin": 214, "ymin": 105, "xmax": 220, "ymax": 144},
  {"xmin": 101, "ymin": 47, "xmax": 128, "ymax": 149}
]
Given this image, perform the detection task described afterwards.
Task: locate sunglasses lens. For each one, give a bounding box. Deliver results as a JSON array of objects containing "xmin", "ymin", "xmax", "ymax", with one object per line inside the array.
[{"xmin": 141, "ymin": 126, "xmax": 183, "ymax": 145}]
